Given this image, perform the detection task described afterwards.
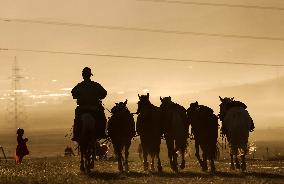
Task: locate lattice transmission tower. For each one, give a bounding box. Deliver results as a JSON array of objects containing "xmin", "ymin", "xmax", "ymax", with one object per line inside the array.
[{"xmin": 6, "ymin": 57, "xmax": 27, "ymax": 129}]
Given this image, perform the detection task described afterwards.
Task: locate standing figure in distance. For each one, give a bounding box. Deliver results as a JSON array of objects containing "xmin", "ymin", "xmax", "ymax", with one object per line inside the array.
[
  {"xmin": 16, "ymin": 128, "xmax": 29, "ymax": 164},
  {"xmin": 71, "ymin": 67, "xmax": 107, "ymax": 142}
]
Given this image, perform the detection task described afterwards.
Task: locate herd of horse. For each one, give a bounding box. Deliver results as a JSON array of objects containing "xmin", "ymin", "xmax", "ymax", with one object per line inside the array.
[{"xmin": 78, "ymin": 94, "xmax": 254, "ymax": 174}]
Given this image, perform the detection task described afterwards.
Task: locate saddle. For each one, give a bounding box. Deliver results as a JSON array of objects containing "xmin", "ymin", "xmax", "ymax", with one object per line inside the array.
[{"xmin": 198, "ymin": 105, "xmax": 214, "ymax": 114}]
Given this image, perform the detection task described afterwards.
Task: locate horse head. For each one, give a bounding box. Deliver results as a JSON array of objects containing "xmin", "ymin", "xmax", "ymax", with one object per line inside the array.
[
  {"xmin": 160, "ymin": 96, "xmax": 173, "ymax": 109},
  {"xmin": 219, "ymin": 96, "xmax": 234, "ymax": 120},
  {"xmin": 137, "ymin": 93, "xmax": 151, "ymax": 113},
  {"xmin": 111, "ymin": 100, "xmax": 128, "ymax": 114}
]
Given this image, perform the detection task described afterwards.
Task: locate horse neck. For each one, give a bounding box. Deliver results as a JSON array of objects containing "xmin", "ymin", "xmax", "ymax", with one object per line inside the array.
[{"xmin": 141, "ymin": 103, "xmax": 155, "ymax": 112}]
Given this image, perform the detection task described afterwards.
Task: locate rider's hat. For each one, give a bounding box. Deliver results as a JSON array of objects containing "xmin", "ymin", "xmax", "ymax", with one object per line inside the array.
[
  {"xmin": 82, "ymin": 67, "xmax": 93, "ymax": 76},
  {"xmin": 16, "ymin": 128, "xmax": 24, "ymax": 135}
]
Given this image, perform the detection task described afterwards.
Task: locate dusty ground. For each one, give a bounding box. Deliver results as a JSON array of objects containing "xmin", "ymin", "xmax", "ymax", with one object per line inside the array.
[
  {"xmin": 0, "ymin": 157, "xmax": 283, "ymax": 184},
  {"xmin": 0, "ymin": 132, "xmax": 283, "ymax": 184}
]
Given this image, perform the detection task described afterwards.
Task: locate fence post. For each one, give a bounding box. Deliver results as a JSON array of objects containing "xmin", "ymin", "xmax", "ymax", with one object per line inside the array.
[{"xmin": 0, "ymin": 146, "xmax": 7, "ymax": 162}]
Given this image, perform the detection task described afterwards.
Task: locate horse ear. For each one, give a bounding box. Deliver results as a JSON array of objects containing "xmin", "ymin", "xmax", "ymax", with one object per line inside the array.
[
  {"xmin": 138, "ymin": 94, "xmax": 141, "ymax": 99},
  {"xmin": 124, "ymin": 99, "xmax": 128, "ymax": 105},
  {"xmin": 219, "ymin": 96, "xmax": 223, "ymax": 101},
  {"xmin": 231, "ymin": 97, "xmax": 234, "ymax": 100},
  {"xmin": 160, "ymin": 96, "xmax": 162, "ymax": 101},
  {"xmin": 147, "ymin": 93, "xmax": 149, "ymax": 98},
  {"xmin": 169, "ymin": 96, "xmax": 171, "ymax": 100},
  {"xmin": 115, "ymin": 103, "xmax": 118, "ymax": 105}
]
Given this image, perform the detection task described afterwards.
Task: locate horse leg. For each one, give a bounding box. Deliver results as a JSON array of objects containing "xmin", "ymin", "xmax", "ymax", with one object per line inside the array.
[
  {"xmin": 118, "ymin": 152, "xmax": 123, "ymax": 173},
  {"xmin": 124, "ymin": 142, "xmax": 131, "ymax": 173},
  {"xmin": 115, "ymin": 144, "xmax": 123, "ymax": 173},
  {"xmin": 209, "ymin": 144, "xmax": 216, "ymax": 173},
  {"xmin": 150, "ymin": 153, "xmax": 155, "ymax": 172},
  {"xmin": 142, "ymin": 148, "xmax": 149, "ymax": 171},
  {"xmin": 202, "ymin": 151, "xmax": 208, "ymax": 171},
  {"xmin": 80, "ymin": 147, "xmax": 85, "ymax": 171},
  {"xmin": 86, "ymin": 150, "xmax": 92, "ymax": 173},
  {"xmin": 195, "ymin": 142, "xmax": 204, "ymax": 170},
  {"xmin": 173, "ymin": 145, "xmax": 179, "ymax": 173},
  {"xmin": 180, "ymin": 147, "xmax": 186, "ymax": 170},
  {"xmin": 209, "ymin": 155, "xmax": 216, "ymax": 173},
  {"xmin": 241, "ymin": 154, "xmax": 246, "ymax": 172},
  {"xmin": 235, "ymin": 155, "xmax": 240, "ymax": 169},
  {"xmin": 230, "ymin": 153, "xmax": 235, "ymax": 170},
  {"xmin": 90, "ymin": 140, "xmax": 95, "ymax": 169},
  {"xmin": 166, "ymin": 138, "xmax": 175, "ymax": 171},
  {"xmin": 116, "ymin": 146, "xmax": 123, "ymax": 173}
]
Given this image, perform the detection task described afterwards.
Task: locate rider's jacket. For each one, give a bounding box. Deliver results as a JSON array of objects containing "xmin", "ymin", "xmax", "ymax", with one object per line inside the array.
[{"xmin": 71, "ymin": 79, "xmax": 107, "ymax": 107}]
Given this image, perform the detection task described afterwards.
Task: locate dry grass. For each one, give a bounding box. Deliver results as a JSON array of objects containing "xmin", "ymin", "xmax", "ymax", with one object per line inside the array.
[{"xmin": 0, "ymin": 157, "xmax": 283, "ymax": 184}]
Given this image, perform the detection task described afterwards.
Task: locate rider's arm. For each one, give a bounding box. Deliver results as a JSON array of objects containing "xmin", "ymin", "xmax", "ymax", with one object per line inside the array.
[
  {"xmin": 95, "ymin": 83, "xmax": 107, "ymax": 100},
  {"xmin": 71, "ymin": 84, "xmax": 80, "ymax": 99}
]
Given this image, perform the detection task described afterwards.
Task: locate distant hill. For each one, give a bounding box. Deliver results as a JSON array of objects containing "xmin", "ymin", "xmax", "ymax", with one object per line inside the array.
[
  {"xmin": 0, "ymin": 77, "xmax": 283, "ymax": 139},
  {"xmin": 171, "ymin": 76, "xmax": 284, "ymax": 129}
]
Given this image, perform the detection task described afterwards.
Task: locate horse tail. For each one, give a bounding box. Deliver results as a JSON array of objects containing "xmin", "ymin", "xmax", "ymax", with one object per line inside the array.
[
  {"xmin": 224, "ymin": 107, "xmax": 251, "ymax": 155},
  {"xmin": 81, "ymin": 113, "xmax": 96, "ymax": 143},
  {"xmin": 172, "ymin": 112, "xmax": 187, "ymax": 151}
]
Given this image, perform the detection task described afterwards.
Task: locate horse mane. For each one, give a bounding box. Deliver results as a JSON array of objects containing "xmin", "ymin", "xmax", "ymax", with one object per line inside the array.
[
  {"xmin": 187, "ymin": 102, "xmax": 214, "ymax": 115},
  {"xmin": 226, "ymin": 101, "xmax": 247, "ymax": 110},
  {"xmin": 197, "ymin": 105, "xmax": 214, "ymax": 114},
  {"xmin": 173, "ymin": 103, "xmax": 186, "ymax": 112},
  {"xmin": 160, "ymin": 98, "xmax": 186, "ymax": 112}
]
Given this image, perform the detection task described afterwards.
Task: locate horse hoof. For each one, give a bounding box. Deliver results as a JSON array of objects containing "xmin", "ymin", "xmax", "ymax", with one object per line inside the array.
[
  {"xmin": 202, "ymin": 168, "xmax": 207, "ymax": 172},
  {"xmin": 241, "ymin": 164, "xmax": 246, "ymax": 172},
  {"xmin": 201, "ymin": 165, "xmax": 208, "ymax": 172},
  {"xmin": 80, "ymin": 166, "xmax": 85, "ymax": 172},
  {"xmin": 236, "ymin": 163, "xmax": 241, "ymax": 169},
  {"xmin": 172, "ymin": 165, "xmax": 178, "ymax": 173},
  {"xmin": 143, "ymin": 162, "xmax": 149, "ymax": 171},
  {"xmin": 210, "ymin": 168, "xmax": 216, "ymax": 174},
  {"xmin": 124, "ymin": 166, "xmax": 129, "ymax": 173},
  {"xmin": 90, "ymin": 161, "xmax": 94, "ymax": 169},
  {"xmin": 118, "ymin": 165, "xmax": 123, "ymax": 173},
  {"xmin": 180, "ymin": 161, "xmax": 185, "ymax": 170},
  {"xmin": 158, "ymin": 166, "xmax": 163, "ymax": 173},
  {"xmin": 85, "ymin": 165, "xmax": 91, "ymax": 174}
]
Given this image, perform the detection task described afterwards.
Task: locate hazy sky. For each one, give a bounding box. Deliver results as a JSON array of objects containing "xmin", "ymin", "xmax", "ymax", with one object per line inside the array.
[
  {"xmin": 1, "ymin": 0, "xmax": 284, "ymax": 87},
  {"xmin": 0, "ymin": 0, "xmax": 284, "ymax": 129}
]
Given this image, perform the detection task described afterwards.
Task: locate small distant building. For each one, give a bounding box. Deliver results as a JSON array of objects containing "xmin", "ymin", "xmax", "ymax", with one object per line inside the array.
[{"xmin": 64, "ymin": 146, "xmax": 75, "ymax": 157}]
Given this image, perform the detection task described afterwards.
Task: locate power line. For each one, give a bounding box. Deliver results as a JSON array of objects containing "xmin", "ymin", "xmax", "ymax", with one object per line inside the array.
[
  {"xmin": 137, "ymin": 0, "xmax": 284, "ymax": 11},
  {"xmin": 1, "ymin": 47, "xmax": 283, "ymax": 67},
  {"xmin": 1, "ymin": 17, "xmax": 284, "ymax": 42}
]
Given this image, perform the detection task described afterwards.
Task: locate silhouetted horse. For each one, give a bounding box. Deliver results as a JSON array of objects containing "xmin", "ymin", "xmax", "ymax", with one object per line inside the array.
[
  {"xmin": 107, "ymin": 100, "xmax": 135, "ymax": 172},
  {"xmin": 219, "ymin": 96, "xmax": 253, "ymax": 171},
  {"xmin": 79, "ymin": 113, "xmax": 97, "ymax": 173},
  {"xmin": 160, "ymin": 96, "xmax": 188, "ymax": 173},
  {"xmin": 187, "ymin": 101, "xmax": 218, "ymax": 173},
  {"xmin": 136, "ymin": 93, "xmax": 163, "ymax": 172}
]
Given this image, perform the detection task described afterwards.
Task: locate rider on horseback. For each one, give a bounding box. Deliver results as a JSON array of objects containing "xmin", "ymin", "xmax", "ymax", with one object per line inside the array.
[
  {"xmin": 71, "ymin": 67, "xmax": 107, "ymax": 142},
  {"xmin": 219, "ymin": 97, "xmax": 255, "ymax": 137}
]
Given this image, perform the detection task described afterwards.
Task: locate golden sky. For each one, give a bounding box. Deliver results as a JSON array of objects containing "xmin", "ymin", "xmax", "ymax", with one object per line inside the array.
[{"xmin": 0, "ymin": 0, "xmax": 284, "ymax": 129}]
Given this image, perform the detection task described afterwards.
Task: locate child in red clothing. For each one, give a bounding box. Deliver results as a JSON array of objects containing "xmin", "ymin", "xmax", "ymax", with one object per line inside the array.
[{"xmin": 16, "ymin": 128, "xmax": 29, "ymax": 163}]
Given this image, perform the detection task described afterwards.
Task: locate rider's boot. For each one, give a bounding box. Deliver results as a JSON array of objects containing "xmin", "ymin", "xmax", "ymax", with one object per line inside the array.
[{"xmin": 72, "ymin": 121, "xmax": 80, "ymax": 142}]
